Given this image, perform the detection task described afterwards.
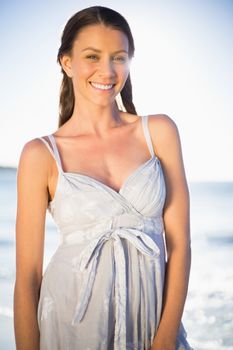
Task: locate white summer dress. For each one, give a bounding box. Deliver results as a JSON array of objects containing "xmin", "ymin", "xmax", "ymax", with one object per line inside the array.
[{"xmin": 37, "ymin": 115, "xmax": 192, "ymax": 350}]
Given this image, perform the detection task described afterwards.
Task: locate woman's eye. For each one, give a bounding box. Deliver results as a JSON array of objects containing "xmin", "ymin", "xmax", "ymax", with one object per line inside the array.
[
  {"xmin": 113, "ymin": 56, "xmax": 127, "ymax": 63},
  {"xmin": 86, "ymin": 55, "xmax": 98, "ymax": 61}
]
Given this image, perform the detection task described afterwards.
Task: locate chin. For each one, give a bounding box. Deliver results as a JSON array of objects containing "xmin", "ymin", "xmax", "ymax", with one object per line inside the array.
[{"xmin": 90, "ymin": 97, "xmax": 117, "ymax": 108}]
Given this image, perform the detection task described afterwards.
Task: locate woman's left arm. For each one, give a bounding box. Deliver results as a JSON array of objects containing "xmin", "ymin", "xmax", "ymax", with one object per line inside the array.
[{"xmin": 150, "ymin": 115, "xmax": 191, "ymax": 350}]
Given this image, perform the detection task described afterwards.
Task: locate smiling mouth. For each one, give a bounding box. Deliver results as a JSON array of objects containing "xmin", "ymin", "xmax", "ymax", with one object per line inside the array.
[{"xmin": 90, "ymin": 82, "xmax": 115, "ymax": 90}]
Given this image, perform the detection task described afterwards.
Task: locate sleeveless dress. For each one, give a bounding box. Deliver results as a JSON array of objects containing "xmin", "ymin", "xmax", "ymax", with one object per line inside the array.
[{"xmin": 37, "ymin": 115, "xmax": 192, "ymax": 350}]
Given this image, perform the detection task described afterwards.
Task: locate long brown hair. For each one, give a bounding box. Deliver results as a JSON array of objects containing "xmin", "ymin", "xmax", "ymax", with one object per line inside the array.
[{"xmin": 57, "ymin": 6, "xmax": 137, "ymax": 127}]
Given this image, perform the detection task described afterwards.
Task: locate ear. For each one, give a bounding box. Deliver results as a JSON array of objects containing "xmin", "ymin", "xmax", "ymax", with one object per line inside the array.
[{"xmin": 59, "ymin": 54, "xmax": 73, "ymax": 78}]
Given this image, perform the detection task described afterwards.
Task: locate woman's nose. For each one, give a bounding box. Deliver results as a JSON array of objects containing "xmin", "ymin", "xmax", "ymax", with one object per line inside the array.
[{"xmin": 98, "ymin": 59, "xmax": 116, "ymax": 79}]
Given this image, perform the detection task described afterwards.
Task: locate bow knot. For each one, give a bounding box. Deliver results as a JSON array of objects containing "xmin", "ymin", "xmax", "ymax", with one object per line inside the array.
[{"xmin": 62, "ymin": 213, "xmax": 164, "ymax": 349}]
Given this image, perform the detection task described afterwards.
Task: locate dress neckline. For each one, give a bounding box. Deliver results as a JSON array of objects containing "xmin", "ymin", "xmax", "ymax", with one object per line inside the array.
[
  {"xmin": 44, "ymin": 115, "xmax": 159, "ymax": 199},
  {"xmin": 62, "ymin": 155, "xmax": 157, "ymax": 195}
]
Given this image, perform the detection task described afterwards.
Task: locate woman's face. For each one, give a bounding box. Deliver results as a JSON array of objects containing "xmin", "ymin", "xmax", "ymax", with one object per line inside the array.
[{"xmin": 61, "ymin": 24, "xmax": 130, "ymax": 108}]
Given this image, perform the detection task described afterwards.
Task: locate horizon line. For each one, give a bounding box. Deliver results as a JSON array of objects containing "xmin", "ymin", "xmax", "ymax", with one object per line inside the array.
[{"xmin": 0, "ymin": 166, "xmax": 233, "ymax": 184}]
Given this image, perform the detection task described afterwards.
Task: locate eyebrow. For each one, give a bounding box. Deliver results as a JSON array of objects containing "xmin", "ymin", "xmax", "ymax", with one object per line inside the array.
[{"xmin": 82, "ymin": 47, "xmax": 128, "ymax": 54}]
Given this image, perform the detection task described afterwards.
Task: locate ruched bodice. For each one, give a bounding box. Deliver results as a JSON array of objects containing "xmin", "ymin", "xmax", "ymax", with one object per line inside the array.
[{"xmin": 37, "ymin": 115, "xmax": 192, "ymax": 350}]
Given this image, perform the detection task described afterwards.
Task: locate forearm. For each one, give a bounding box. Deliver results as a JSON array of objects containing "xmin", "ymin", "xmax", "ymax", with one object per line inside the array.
[
  {"xmin": 152, "ymin": 244, "xmax": 191, "ymax": 348},
  {"xmin": 14, "ymin": 281, "xmax": 40, "ymax": 350}
]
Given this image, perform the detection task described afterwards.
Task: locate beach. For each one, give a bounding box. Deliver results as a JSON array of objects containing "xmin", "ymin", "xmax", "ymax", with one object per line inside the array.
[{"xmin": 0, "ymin": 167, "xmax": 233, "ymax": 349}]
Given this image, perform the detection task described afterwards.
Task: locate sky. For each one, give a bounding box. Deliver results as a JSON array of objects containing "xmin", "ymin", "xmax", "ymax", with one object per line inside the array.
[{"xmin": 0, "ymin": 0, "xmax": 233, "ymax": 182}]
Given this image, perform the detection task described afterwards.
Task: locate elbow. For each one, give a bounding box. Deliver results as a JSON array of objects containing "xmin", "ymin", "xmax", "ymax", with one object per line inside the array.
[
  {"xmin": 14, "ymin": 273, "xmax": 42, "ymax": 301},
  {"xmin": 166, "ymin": 237, "xmax": 192, "ymax": 261}
]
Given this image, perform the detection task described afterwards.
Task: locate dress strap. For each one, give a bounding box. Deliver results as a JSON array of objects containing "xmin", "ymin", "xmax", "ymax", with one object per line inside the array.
[
  {"xmin": 47, "ymin": 135, "xmax": 63, "ymax": 169},
  {"xmin": 141, "ymin": 115, "xmax": 155, "ymax": 157},
  {"xmin": 38, "ymin": 135, "xmax": 63, "ymax": 171}
]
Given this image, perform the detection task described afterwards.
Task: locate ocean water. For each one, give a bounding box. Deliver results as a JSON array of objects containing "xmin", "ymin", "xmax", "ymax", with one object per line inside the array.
[{"xmin": 0, "ymin": 167, "xmax": 232, "ymax": 350}]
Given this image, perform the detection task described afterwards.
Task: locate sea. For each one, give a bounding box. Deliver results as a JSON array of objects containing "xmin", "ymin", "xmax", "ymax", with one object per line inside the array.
[{"xmin": 0, "ymin": 167, "xmax": 232, "ymax": 350}]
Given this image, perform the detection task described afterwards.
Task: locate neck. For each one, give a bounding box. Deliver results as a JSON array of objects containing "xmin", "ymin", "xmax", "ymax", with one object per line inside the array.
[{"xmin": 65, "ymin": 97, "xmax": 124, "ymax": 137}]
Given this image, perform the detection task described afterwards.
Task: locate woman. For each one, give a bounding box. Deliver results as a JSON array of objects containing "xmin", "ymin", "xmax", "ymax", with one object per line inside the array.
[{"xmin": 14, "ymin": 6, "xmax": 192, "ymax": 350}]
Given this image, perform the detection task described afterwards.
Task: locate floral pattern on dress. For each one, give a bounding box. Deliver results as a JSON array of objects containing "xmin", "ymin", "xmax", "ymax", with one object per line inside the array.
[{"xmin": 41, "ymin": 296, "xmax": 54, "ymax": 321}]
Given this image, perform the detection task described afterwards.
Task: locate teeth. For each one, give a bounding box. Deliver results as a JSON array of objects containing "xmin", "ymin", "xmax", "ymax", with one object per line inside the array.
[{"xmin": 91, "ymin": 82, "xmax": 113, "ymax": 90}]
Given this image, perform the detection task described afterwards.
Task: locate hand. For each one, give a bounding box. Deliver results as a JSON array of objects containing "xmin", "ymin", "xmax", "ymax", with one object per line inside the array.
[
  {"xmin": 151, "ymin": 344, "xmax": 176, "ymax": 350},
  {"xmin": 151, "ymin": 346, "xmax": 175, "ymax": 350},
  {"xmin": 151, "ymin": 337, "xmax": 176, "ymax": 350}
]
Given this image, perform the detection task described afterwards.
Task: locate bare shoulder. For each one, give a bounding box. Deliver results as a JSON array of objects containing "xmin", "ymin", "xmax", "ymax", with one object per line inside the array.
[
  {"xmin": 148, "ymin": 114, "xmax": 178, "ymax": 135},
  {"xmin": 147, "ymin": 114, "xmax": 181, "ymax": 157},
  {"xmin": 17, "ymin": 138, "xmax": 51, "ymax": 181},
  {"xmin": 21, "ymin": 137, "xmax": 46, "ymax": 156}
]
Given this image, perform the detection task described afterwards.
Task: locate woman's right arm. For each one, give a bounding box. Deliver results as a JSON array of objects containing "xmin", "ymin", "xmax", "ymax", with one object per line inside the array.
[{"xmin": 14, "ymin": 139, "xmax": 50, "ymax": 350}]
